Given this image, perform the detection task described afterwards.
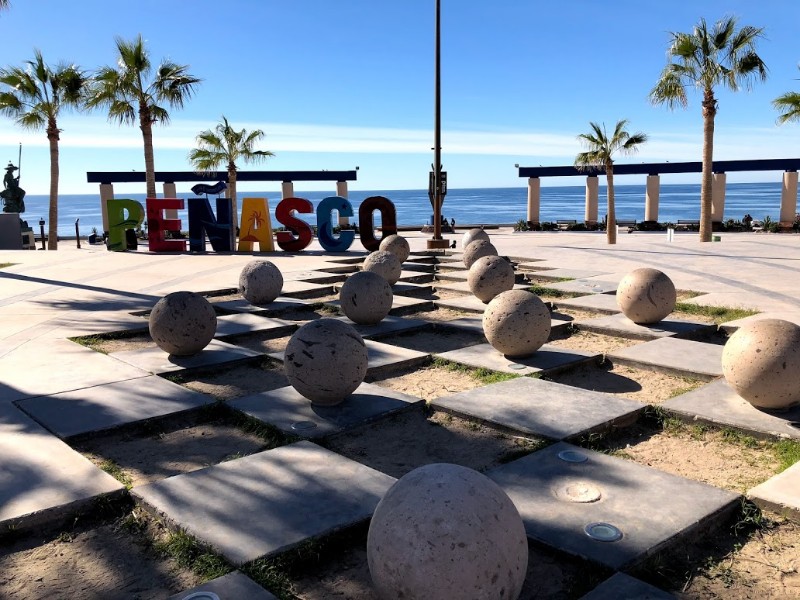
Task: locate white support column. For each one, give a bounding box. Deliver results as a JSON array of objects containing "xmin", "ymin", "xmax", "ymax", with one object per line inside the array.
[
  {"xmin": 712, "ymin": 172, "xmax": 726, "ymax": 222},
  {"xmin": 645, "ymin": 175, "xmax": 660, "ymax": 222},
  {"xmin": 526, "ymin": 177, "xmax": 540, "ymax": 224},
  {"xmin": 163, "ymin": 182, "xmax": 178, "ymax": 220},
  {"xmin": 585, "ymin": 176, "xmax": 599, "ymax": 224},
  {"xmin": 99, "ymin": 183, "xmax": 114, "ymax": 233},
  {"xmin": 281, "ymin": 181, "xmax": 294, "ymax": 199},
  {"xmin": 780, "ymin": 170, "xmax": 798, "ymax": 224},
  {"xmin": 336, "ymin": 180, "xmax": 349, "ymax": 226}
]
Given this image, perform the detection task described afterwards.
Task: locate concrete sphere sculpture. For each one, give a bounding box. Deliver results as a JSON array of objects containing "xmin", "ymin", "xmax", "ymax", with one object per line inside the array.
[
  {"xmin": 367, "ymin": 463, "xmax": 528, "ymax": 600},
  {"xmin": 362, "ymin": 250, "xmax": 402, "ymax": 285},
  {"xmin": 149, "ymin": 291, "xmax": 217, "ymax": 356},
  {"xmin": 284, "ymin": 318, "xmax": 368, "ymax": 406},
  {"xmin": 378, "ymin": 234, "xmax": 410, "ymax": 264},
  {"xmin": 462, "ymin": 227, "xmax": 490, "ymax": 250},
  {"xmin": 468, "ymin": 255, "xmax": 515, "ymax": 303},
  {"xmin": 721, "ymin": 318, "xmax": 800, "ymax": 410},
  {"xmin": 616, "ymin": 268, "xmax": 676, "ymax": 324},
  {"xmin": 462, "ymin": 239, "xmax": 498, "ymax": 269},
  {"xmin": 483, "ymin": 289, "xmax": 551, "ymax": 358},
  {"xmin": 239, "ymin": 260, "xmax": 283, "ymax": 305},
  {"xmin": 340, "ymin": 271, "xmax": 393, "ymax": 325}
]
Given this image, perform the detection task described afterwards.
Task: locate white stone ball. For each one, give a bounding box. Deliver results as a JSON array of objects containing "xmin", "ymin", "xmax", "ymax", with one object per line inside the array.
[
  {"xmin": 367, "ymin": 463, "xmax": 528, "ymax": 600},
  {"xmin": 616, "ymin": 268, "xmax": 676, "ymax": 324},
  {"xmin": 149, "ymin": 291, "xmax": 217, "ymax": 356},
  {"xmin": 462, "ymin": 227, "xmax": 490, "ymax": 249},
  {"xmin": 463, "ymin": 239, "xmax": 498, "ymax": 269},
  {"xmin": 483, "ymin": 290, "xmax": 551, "ymax": 358},
  {"xmin": 363, "ymin": 250, "xmax": 402, "ymax": 285},
  {"xmin": 722, "ymin": 318, "xmax": 800, "ymax": 410},
  {"xmin": 378, "ymin": 234, "xmax": 410, "ymax": 264},
  {"xmin": 239, "ymin": 260, "xmax": 283, "ymax": 305},
  {"xmin": 340, "ymin": 271, "xmax": 393, "ymax": 325},
  {"xmin": 468, "ymin": 255, "xmax": 515, "ymax": 304},
  {"xmin": 284, "ymin": 318, "xmax": 368, "ymax": 406}
]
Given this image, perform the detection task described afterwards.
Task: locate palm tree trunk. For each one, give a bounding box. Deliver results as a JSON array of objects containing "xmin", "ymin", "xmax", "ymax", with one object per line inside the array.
[
  {"xmin": 700, "ymin": 92, "xmax": 716, "ymax": 242},
  {"xmin": 47, "ymin": 121, "xmax": 59, "ymax": 250},
  {"xmin": 228, "ymin": 164, "xmax": 238, "ymax": 238},
  {"xmin": 140, "ymin": 111, "xmax": 157, "ymax": 199},
  {"xmin": 606, "ymin": 164, "xmax": 616, "ymax": 245}
]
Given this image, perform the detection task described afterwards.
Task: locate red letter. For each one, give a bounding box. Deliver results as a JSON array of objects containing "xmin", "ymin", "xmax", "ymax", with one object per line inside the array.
[
  {"xmin": 359, "ymin": 196, "xmax": 398, "ymax": 251},
  {"xmin": 147, "ymin": 198, "xmax": 185, "ymax": 252},
  {"xmin": 276, "ymin": 197, "xmax": 314, "ymax": 251}
]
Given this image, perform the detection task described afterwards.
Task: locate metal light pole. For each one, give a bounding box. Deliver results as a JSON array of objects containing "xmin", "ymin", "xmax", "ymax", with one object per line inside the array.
[{"xmin": 428, "ymin": 0, "xmax": 449, "ymax": 250}]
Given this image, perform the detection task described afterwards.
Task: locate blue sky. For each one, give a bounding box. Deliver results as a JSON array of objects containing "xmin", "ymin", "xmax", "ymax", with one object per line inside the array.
[{"xmin": 1, "ymin": 0, "xmax": 800, "ymax": 195}]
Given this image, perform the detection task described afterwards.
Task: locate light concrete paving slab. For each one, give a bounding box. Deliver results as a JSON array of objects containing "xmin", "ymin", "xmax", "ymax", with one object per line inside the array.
[
  {"xmin": 0, "ymin": 403, "xmax": 123, "ymax": 531},
  {"xmin": 16, "ymin": 375, "xmax": 214, "ymax": 439},
  {"xmin": 390, "ymin": 282, "xmax": 434, "ymax": 297},
  {"xmin": 335, "ymin": 315, "xmax": 430, "ymax": 340},
  {"xmin": 268, "ymin": 339, "xmax": 429, "ymax": 376},
  {"xmin": 432, "ymin": 377, "xmax": 642, "ymax": 440},
  {"xmin": 433, "ymin": 280, "xmax": 530, "ymax": 294},
  {"xmin": 168, "ymin": 571, "xmax": 277, "ymax": 600},
  {"xmin": 324, "ymin": 294, "xmax": 433, "ymax": 317},
  {"xmin": 747, "ymin": 461, "xmax": 800, "ymax": 521},
  {"xmin": 132, "ymin": 441, "xmax": 395, "ymax": 565},
  {"xmin": 282, "ymin": 269, "xmax": 346, "ymax": 284},
  {"xmin": 607, "ymin": 337, "xmax": 724, "ymax": 381},
  {"xmin": 211, "ymin": 296, "xmax": 313, "ymax": 316},
  {"xmin": 215, "ymin": 314, "xmax": 296, "ymax": 339},
  {"xmin": 280, "ymin": 279, "xmax": 334, "ymax": 298},
  {"xmin": 487, "ymin": 442, "xmax": 740, "ymax": 570},
  {"xmin": 662, "ymin": 379, "xmax": 800, "ymax": 440},
  {"xmin": 547, "ymin": 279, "xmax": 620, "ymax": 294},
  {"xmin": 109, "ymin": 339, "xmax": 262, "ymax": 375},
  {"xmin": 555, "ymin": 294, "xmax": 622, "ymax": 315},
  {"xmin": 579, "ymin": 573, "xmax": 675, "ymax": 599},
  {"xmin": 433, "ymin": 315, "xmax": 486, "ymax": 335},
  {"xmin": 231, "ymin": 382, "xmax": 424, "ymax": 439},
  {"xmin": 434, "ymin": 269, "xmax": 469, "ymax": 282},
  {"xmin": 1, "ymin": 338, "xmax": 150, "ymax": 403},
  {"xmin": 576, "ymin": 313, "xmax": 715, "ymax": 341},
  {"xmin": 434, "ymin": 294, "xmax": 487, "ymax": 314},
  {"xmin": 534, "ymin": 268, "xmax": 611, "ymax": 280},
  {"xmin": 436, "ymin": 342, "xmax": 599, "ymax": 376}
]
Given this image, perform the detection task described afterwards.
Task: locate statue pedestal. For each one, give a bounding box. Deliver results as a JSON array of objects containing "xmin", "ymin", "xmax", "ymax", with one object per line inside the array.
[{"xmin": 0, "ymin": 213, "xmax": 23, "ymax": 250}]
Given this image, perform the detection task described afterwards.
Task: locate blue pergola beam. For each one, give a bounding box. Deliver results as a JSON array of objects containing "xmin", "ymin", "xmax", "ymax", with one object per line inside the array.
[
  {"xmin": 519, "ymin": 158, "xmax": 800, "ymax": 178},
  {"xmin": 87, "ymin": 170, "xmax": 358, "ymax": 184}
]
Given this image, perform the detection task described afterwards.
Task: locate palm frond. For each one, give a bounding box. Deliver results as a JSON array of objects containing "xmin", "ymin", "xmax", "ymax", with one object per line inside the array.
[{"xmin": 773, "ymin": 92, "xmax": 800, "ymax": 125}]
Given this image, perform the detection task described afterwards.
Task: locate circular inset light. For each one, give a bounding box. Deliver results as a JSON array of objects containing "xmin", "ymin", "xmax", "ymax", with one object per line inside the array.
[
  {"xmin": 508, "ymin": 363, "xmax": 527, "ymax": 370},
  {"xmin": 557, "ymin": 450, "xmax": 588, "ymax": 463},
  {"xmin": 291, "ymin": 420, "xmax": 317, "ymax": 431},
  {"xmin": 181, "ymin": 592, "xmax": 221, "ymax": 600},
  {"xmin": 555, "ymin": 481, "xmax": 602, "ymax": 503},
  {"xmin": 584, "ymin": 522, "xmax": 623, "ymax": 542}
]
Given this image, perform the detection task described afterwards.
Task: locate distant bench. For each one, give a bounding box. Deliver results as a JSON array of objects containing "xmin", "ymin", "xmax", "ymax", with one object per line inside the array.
[
  {"xmin": 676, "ymin": 219, "xmax": 700, "ymax": 231},
  {"xmin": 615, "ymin": 219, "xmax": 637, "ymax": 233},
  {"xmin": 556, "ymin": 219, "xmax": 577, "ymax": 231}
]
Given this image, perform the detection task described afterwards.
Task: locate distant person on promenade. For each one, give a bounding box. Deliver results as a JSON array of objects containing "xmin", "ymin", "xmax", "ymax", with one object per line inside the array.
[{"xmin": 743, "ymin": 213, "xmax": 753, "ymax": 228}]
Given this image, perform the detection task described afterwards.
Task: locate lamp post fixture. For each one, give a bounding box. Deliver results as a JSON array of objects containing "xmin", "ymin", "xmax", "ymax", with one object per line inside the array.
[{"xmin": 427, "ymin": 0, "xmax": 450, "ymax": 250}]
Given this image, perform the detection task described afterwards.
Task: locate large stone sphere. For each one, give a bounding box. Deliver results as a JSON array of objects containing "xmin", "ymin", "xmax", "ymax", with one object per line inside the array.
[
  {"xmin": 362, "ymin": 250, "xmax": 402, "ymax": 285},
  {"xmin": 483, "ymin": 289, "xmax": 551, "ymax": 358},
  {"xmin": 463, "ymin": 239, "xmax": 498, "ymax": 269},
  {"xmin": 239, "ymin": 260, "xmax": 283, "ymax": 305},
  {"xmin": 367, "ymin": 463, "xmax": 528, "ymax": 600},
  {"xmin": 149, "ymin": 291, "xmax": 217, "ymax": 356},
  {"xmin": 468, "ymin": 255, "xmax": 515, "ymax": 303},
  {"xmin": 340, "ymin": 271, "xmax": 393, "ymax": 325},
  {"xmin": 721, "ymin": 318, "xmax": 800, "ymax": 410},
  {"xmin": 284, "ymin": 318, "xmax": 368, "ymax": 406},
  {"xmin": 378, "ymin": 234, "xmax": 410, "ymax": 264},
  {"xmin": 462, "ymin": 227, "xmax": 490, "ymax": 250},
  {"xmin": 616, "ymin": 268, "xmax": 676, "ymax": 324}
]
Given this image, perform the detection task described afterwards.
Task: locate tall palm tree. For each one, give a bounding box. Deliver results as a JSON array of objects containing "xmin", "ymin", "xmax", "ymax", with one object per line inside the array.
[
  {"xmin": 650, "ymin": 16, "xmax": 767, "ymax": 242},
  {"xmin": 88, "ymin": 34, "xmax": 201, "ymax": 198},
  {"xmin": 188, "ymin": 116, "xmax": 274, "ymax": 227},
  {"xmin": 0, "ymin": 50, "xmax": 86, "ymax": 250},
  {"xmin": 575, "ymin": 120, "xmax": 647, "ymax": 245},
  {"xmin": 773, "ymin": 66, "xmax": 800, "ymax": 124}
]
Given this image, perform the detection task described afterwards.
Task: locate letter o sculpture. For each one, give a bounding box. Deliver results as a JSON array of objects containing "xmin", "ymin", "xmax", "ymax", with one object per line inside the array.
[
  {"xmin": 284, "ymin": 318, "xmax": 368, "ymax": 406},
  {"xmin": 367, "ymin": 463, "xmax": 528, "ymax": 600},
  {"xmin": 721, "ymin": 318, "xmax": 800, "ymax": 410}
]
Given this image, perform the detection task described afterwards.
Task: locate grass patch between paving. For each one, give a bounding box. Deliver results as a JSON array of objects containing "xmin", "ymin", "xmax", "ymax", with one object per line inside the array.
[
  {"xmin": 527, "ymin": 283, "xmax": 584, "ymax": 299},
  {"xmin": 0, "ymin": 263, "xmax": 16, "ymax": 269},
  {"xmin": 98, "ymin": 459, "xmax": 133, "ymax": 489},
  {"xmin": 431, "ymin": 357, "xmax": 519, "ymax": 384},
  {"xmin": 154, "ymin": 528, "xmax": 233, "ymax": 582},
  {"xmin": 673, "ymin": 302, "xmax": 759, "ymax": 324}
]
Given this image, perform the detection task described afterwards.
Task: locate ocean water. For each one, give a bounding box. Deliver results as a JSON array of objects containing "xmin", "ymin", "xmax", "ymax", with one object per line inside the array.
[{"xmin": 15, "ymin": 182, "xmax": 787, "ymax": 237}]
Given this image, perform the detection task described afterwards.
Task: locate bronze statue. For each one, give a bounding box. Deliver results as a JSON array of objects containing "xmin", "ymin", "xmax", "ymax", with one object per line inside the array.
[{"xmin": 2, "ymin": 162, "xmax": 26, "ymax": 214}]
